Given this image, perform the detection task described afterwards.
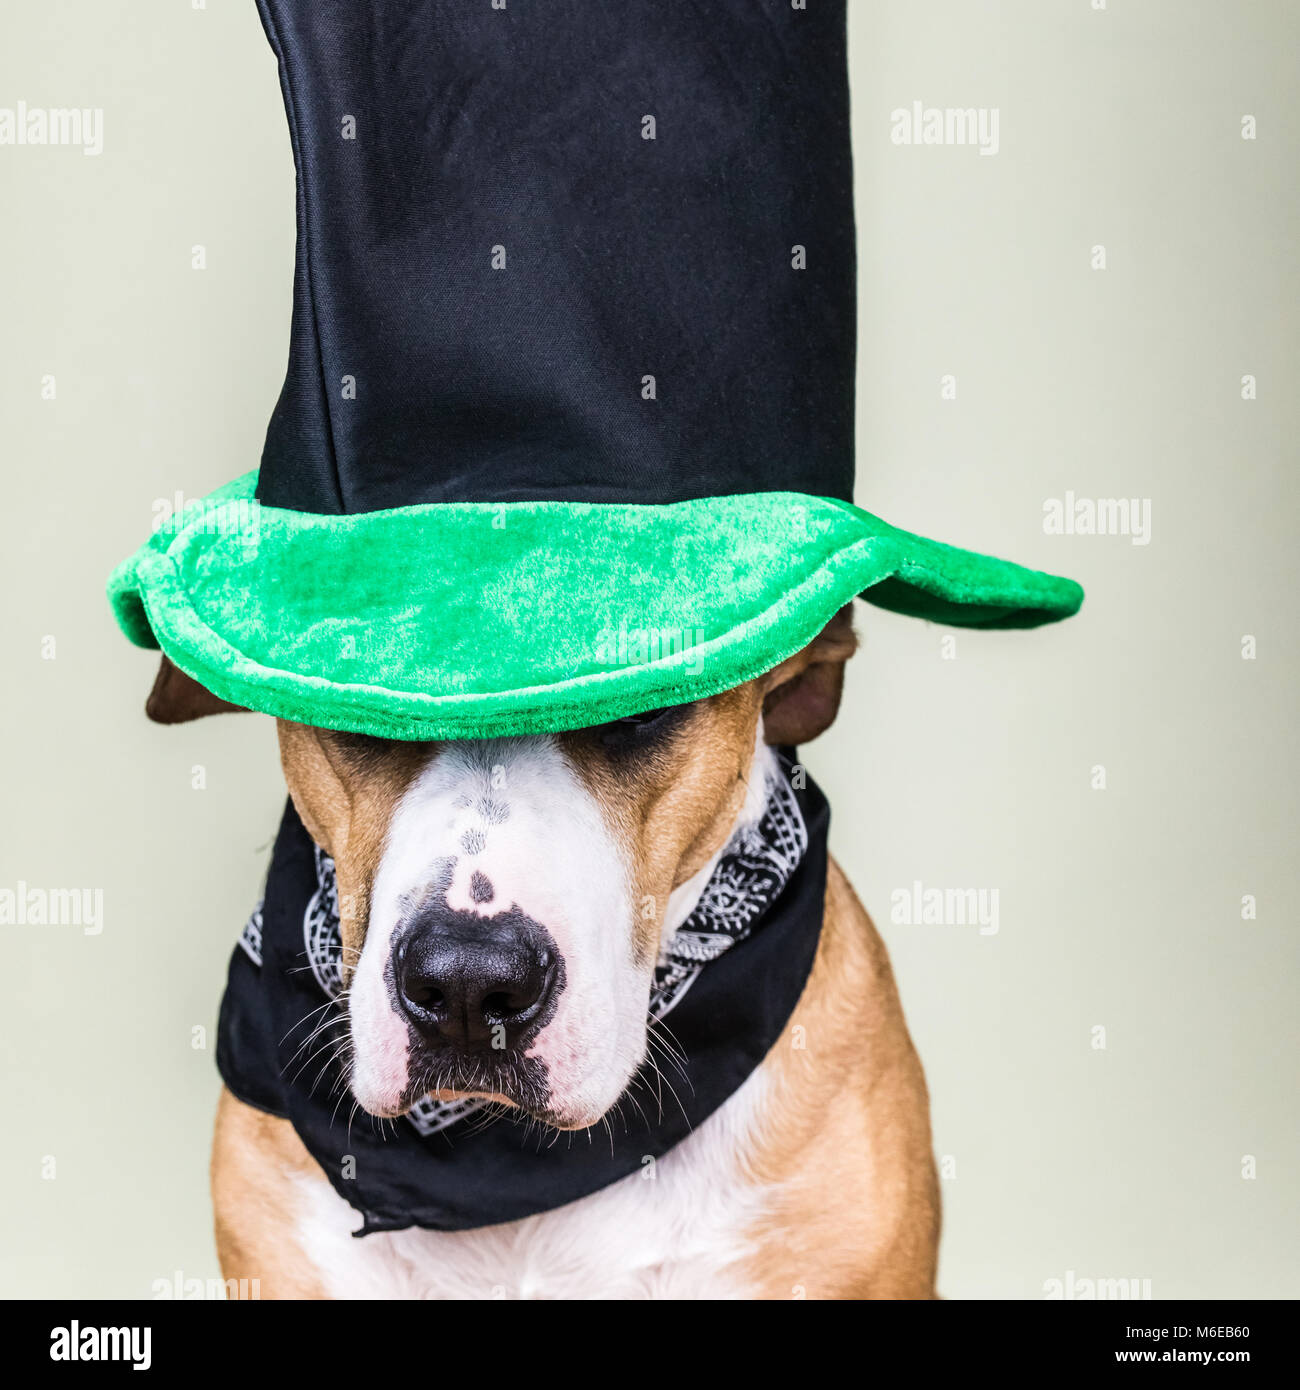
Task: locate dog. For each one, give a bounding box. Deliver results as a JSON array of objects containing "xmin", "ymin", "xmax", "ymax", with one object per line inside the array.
[{"xmin": 151, "ymin": 606, "xmax": 939, "ymax": 1298}]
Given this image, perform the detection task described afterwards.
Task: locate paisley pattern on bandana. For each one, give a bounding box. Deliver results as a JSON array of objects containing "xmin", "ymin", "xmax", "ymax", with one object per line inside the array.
[{"xmin": 239, "ymin": 757, "xmax": 807, "ymax": 1137}]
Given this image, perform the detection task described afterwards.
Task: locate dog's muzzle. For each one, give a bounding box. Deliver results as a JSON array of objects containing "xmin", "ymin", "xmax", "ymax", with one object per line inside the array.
[{"xmin": 392, "ymin": 902, "xmax": 562, "ymax": 1063}]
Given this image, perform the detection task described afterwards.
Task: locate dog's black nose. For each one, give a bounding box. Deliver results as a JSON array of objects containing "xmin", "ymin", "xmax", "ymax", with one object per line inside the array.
[{"xmin": 395, "ymin": 911, "xmax": 555, "ymax": 1052}]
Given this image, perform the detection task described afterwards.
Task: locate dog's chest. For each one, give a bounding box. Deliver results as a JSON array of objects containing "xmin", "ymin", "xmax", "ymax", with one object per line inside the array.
[{"xmin": 292, "ymin": 1072, "xmax": 772, "ymax": 1299}]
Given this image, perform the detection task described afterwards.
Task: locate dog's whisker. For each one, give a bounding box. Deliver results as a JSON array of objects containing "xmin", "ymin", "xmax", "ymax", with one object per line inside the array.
[
  {"xmin": 284, "ymin": 1022, "xmax": 350, "ymax": 1087},
  {"xmin": 645, "ymin": 1025, "xmax": 694, "ymax": 1094},
  {"xmin": 277, "ymin": 997, "xmax": 337, "ymax": 1047},
  {"xmin": 646, "ymin": 1016, "xmax": 691, "ymax": 1072},
  {"xmin": 282, "ymin": 1017, "xmax": 347, "ymax": 1078},
  {"xmin": 630, "ymin": 1045, "xmax": 692, "ymax": 1130},
  {"xmin": 306, "ymin": 1039, "xmax": 352, "ymax": 1099},
  {"xmin": 280, "ymin": 1012, "xmax": 347, "ymax": 1072},
  {"xmin": 298, "ymin": 1039, "xmax": 350, "ymax": 1100}
]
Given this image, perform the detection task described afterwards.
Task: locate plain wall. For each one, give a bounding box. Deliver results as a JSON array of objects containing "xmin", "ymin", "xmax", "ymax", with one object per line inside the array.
[{"xmin": 0, "ymin": 0, "xmax": 1295, "ymax": 1298}]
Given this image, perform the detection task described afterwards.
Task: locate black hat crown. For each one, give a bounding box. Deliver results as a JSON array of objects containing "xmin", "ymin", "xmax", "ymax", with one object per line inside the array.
[{"xmin": 255, "ymin": 0, "xmax": 856, "ymax": 516}]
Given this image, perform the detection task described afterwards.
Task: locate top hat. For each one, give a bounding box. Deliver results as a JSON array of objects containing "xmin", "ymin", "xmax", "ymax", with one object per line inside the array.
[{"xmin": 108, "ymin": 0, "xmax": 1082, "ymax": 740}]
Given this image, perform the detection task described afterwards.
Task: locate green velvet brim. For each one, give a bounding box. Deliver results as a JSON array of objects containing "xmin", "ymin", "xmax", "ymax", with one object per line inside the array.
[{"xmin": 107, "ymin": 472, "xmax": 1083, "ymax": 739}]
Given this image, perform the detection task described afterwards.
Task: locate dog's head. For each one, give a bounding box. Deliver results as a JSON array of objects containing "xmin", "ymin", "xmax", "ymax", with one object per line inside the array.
[{"xmin": 148, "ymin": 608, "xmax": 856, "ymax": 1129}]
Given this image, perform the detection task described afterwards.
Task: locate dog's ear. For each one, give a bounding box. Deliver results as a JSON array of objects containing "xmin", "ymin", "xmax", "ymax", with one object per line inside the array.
[
  {"xmin": 760, "ymin": 604, "xmax": 858, "ymax": 747},
  {"xmin": 145, "ymin": 655, "xmax": 247, "ymax": 724}
]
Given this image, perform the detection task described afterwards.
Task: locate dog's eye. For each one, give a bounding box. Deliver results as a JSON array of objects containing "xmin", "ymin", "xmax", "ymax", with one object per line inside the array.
[
  {"xmin": 593, "ymin": 702, "xmax": 693, "ymax": 750},
  {"xmin": 614, "ymin": 707, "xmax": 672, "ymax": 727}
]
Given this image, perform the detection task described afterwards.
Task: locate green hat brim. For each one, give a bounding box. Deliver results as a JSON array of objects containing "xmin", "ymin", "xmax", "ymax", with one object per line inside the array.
[{"xmin": 108, "ymin": 472, "xmax": 1083, "ymax": 740}]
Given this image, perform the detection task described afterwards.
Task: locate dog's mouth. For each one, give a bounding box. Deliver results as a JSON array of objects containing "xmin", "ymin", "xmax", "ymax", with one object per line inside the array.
[
  {"xmin": 353, "ymin": 1046, "xmax": 628, "ymax": 1133},
  {"xmin": 369, "ymin": 1049, "xmax": 553, "ymax": 1122}
]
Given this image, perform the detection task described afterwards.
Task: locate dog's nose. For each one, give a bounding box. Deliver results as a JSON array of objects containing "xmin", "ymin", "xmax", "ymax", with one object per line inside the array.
[{"xmin": 395, "ymin": 914, "xmax": 555, "ymax": 1052}]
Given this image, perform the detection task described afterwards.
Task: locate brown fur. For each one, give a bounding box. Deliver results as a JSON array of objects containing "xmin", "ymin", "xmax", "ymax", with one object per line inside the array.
[
  {"xmin": 209, "ymin": 858, "xmax": 939, "ymax": 1297},
  {"xmin": 566, "ymin": 683, "xmax": 765, "ymax": 965},
  {"xmin": 210, "ymin": 1087, "xmax": 326, "ymax": 1298},
  {"xmin": 146, "ymin": 656, "xmax": 246, "ymax": 724},
  {"xmin": 274, "ymin": 723, "xmax": 430, "ymax": 971},
  {"xmin": 740, "ymin": 860, "xmax": 939, "ymax": 1298},
  {"xmin": 189, "ymin": 605, "xmax": 940, "ymax": 1297}
]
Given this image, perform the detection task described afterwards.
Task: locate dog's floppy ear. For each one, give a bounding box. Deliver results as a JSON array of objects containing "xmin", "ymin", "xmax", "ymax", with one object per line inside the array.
[
  {"xmin": 145, "ymin": 655, "xmax": 247, "ymax": 724},
  {"xmin": 760, "ymin": 604, "xmax": 858, "ymax": 747}
]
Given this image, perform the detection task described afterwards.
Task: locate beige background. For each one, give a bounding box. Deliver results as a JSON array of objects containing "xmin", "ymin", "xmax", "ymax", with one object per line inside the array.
[{"xmin": 1, "ymin": 0, "xmax": 1296, "ymax": 1299}]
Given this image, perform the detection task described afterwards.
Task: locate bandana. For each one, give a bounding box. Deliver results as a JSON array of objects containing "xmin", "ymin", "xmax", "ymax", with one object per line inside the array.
[{"xmin": 216, "ymin": 754, "xmax": 829, "ymax": 1234}]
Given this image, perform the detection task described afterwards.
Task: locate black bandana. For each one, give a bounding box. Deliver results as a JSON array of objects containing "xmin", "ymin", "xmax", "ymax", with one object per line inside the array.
[{"xmin": 216, "ymin": 755, "xmax": 829, "ymax": 1234}]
